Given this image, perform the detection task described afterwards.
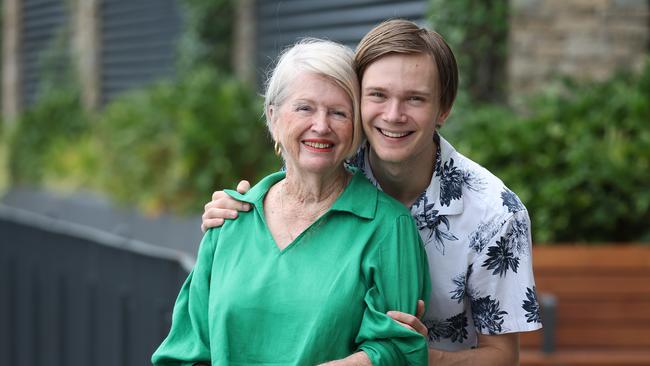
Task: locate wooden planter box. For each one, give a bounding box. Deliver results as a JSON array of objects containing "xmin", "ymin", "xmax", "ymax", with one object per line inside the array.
[{"xmin": 520, "ymin": 245, "xmax": 650, "ymax": 366}]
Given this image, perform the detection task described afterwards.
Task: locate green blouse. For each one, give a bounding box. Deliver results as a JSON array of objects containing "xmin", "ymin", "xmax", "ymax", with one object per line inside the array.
[{"xmin": 152, "ymin": 170, "xmax": 431, "ymax": 366}]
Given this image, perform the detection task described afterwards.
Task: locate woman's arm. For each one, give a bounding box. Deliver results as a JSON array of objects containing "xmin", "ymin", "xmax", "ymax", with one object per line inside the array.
[
  {"xmin": 151, "ymin": 229, "xmax": 220, "ymax": 365},
  {"xmin": 355, "ymin": 214, "xmax": 431, "ymax": 366}
]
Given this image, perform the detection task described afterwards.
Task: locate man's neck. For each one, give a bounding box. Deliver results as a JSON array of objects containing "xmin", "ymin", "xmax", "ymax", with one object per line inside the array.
[{"xmin": 368, "ymin": 143, "xmax": 437, "ymax": 208}]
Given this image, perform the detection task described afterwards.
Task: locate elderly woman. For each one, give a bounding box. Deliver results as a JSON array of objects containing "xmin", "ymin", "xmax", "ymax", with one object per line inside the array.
[{"xmin": 152, "ymin": 39, "xmax": 430, "ymax": 366}]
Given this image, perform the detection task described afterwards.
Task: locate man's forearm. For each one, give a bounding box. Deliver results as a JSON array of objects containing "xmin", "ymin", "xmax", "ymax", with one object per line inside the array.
[
  {"xmin": 319, "ymin": 352, "xmax": 372, "ymax": 366},
  {"xmin": 427, "ymin": 333, "xmax": 519, "ymax": 366}
]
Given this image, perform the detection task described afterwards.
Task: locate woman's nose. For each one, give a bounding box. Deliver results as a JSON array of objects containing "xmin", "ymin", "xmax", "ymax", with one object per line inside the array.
[{"xmin": 311, "ymin": 111, "xmax": 331, "ymax": 133}]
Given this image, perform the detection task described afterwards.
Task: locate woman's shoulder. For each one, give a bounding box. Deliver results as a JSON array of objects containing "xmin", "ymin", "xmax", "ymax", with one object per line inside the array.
[
  {"xmin": 345, "ymin": 168, "xmax": 412, "ymax": 221},
  {"xmin": 375, "ymin": 190, "xmax": 412, "ymax": 219}
]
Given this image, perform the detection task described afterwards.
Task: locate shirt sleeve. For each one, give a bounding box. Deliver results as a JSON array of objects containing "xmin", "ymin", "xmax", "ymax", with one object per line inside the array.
[
  {"xmin": 468, "ymin": 209, "xmax": 543, "ymax": 335},
  {"xmin": 151, "ymin": 229, "xmax": 219, "ymax": 366},
  {"xmin": 357, "ymin": 215, "xmax": 431, "ymax": 366}
]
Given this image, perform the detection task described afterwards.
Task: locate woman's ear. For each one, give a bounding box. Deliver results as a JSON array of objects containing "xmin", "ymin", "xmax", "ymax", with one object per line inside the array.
[{"xmin": 268, "ymin": 106, "xmax": 278, "ymax": 141}]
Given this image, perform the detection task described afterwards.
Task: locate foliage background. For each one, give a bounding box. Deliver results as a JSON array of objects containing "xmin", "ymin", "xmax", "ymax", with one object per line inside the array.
[
  {"xmin": 2, "ymin": 0, "xmax": 648, "ymax": 243},
  {"xmin": 428, "ymin": 0, "xmax": 650, "ymax": 243},
  {"xmin": 6, "ymin": 0, "xmax": 279, "ymax": 215}
]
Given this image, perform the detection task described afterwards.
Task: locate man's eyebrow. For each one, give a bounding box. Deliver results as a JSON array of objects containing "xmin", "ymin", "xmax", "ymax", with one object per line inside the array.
[
  {"xmin": 363, "ymin": 86, "xmax": 433, "ymax": 96},
  {"xmin": 362, "ymin": 86, "xmax": 387, "ymax": 92},
  {"xmin": 406, "ymin": 90, "xmax": 433, "ymax": 97}
]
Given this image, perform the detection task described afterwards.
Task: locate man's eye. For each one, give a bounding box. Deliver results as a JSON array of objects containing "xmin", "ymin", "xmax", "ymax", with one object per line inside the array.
[
  {"xmin": 369, "ymin": 91, "xmax": 385, "ymax": 98},
  {"xmin": 408, "ymin": 96, "xmax": 425, "ymax": 102}
]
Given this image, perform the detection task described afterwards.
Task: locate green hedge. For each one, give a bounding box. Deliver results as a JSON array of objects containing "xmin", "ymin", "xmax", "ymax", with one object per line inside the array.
[
  {"xmin": 443, "ymin": 58, "xmax": 650, "ymax": 243},
  {"xmin": 94, "ymin": 67, "xmax": 279, "ymax": 213}
]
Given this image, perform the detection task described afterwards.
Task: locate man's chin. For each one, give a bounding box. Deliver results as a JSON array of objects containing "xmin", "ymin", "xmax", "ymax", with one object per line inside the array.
[{"xmin": 370, "ymin": 149, "xmax": 409, "ymax": 166}]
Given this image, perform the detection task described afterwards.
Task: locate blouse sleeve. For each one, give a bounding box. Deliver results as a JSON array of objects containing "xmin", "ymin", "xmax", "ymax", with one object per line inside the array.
[
  {"xmin": 356, "ymin": 215, "xmax": 431, "ymax": 366},
  {"xmin": 151, "ymin": 228, "xmax": 219, "ymax": 366}
]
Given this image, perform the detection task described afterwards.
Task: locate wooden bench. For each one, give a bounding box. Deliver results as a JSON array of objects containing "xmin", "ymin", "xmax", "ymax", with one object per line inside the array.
[{"xmin": 520, "ymin": 245, "xmax": 650, "ymax": 366}]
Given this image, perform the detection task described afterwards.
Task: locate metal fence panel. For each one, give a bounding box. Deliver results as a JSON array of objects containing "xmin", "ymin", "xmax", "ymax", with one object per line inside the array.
[
  {"xmin": 256, "ymin": 0, "xmax": 428, "ymax": 82},
  {"xmin": 0, "ymin": 206, "xmax": 191, "ymax": 366},
  {"xmin": 100, "ymin": 0, "xmax": 183, "ymax": 104},
  {"xmin": 20, "ymin": 0, "xmax": 68, "ymax": 107}
]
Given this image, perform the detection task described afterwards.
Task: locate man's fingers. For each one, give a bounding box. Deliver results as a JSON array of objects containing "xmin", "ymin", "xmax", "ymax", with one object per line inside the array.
[
  {"xmin": 201, "ymin": 218, "xmax": 224, "ymax": 232},
  {"xmin": 203, "ymin": 208, "xmax": 238, "ymax": 220},
  {"xmin": 394, "ymin": 322, "xmax": 417, "ymax": 333},
  {"xmin": 205, "ymin": 197, "xmax": 250, "ymax": 212},
  {"xmin": 387, "ymin": 311, "xmax": 428, "ymax": 338},
  {"xmin": 211, "ymin": 190, "xmax": 228, "ymax": 201},
  {"xmin": 236, "ymin": 180, "xmax": 251, "ymax": 194},
  {"xmin": 416, "ymin": 299, "xmax": 425, "ymax": 319}
]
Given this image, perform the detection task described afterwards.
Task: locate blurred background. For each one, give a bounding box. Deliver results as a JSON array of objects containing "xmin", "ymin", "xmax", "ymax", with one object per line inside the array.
[{"xmin": 0, "ymin": 0, "xmax": 648, "ymax": 365}]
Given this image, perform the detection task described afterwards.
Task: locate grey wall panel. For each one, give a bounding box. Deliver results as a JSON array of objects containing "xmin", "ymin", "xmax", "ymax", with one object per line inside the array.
[
  {"xmin": 21, "ymin": 0, "xmax": 68, "ymax": 107},
  {"xmin": 100, "ymin": 0, "xmax": 183, "ymax": 104},
  {"xmin": 0, "ymin": 205, "xmax": 190, "ymax": 366},
  {"xmin": 256, "ymin": 0, "xmax": 428, "ymax": 82}
]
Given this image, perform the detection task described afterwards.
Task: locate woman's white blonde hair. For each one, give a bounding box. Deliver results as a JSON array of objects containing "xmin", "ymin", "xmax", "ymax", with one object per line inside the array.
[{"xmin": 263, "ymin": 38, "xmax": 362, "ymax": 159}]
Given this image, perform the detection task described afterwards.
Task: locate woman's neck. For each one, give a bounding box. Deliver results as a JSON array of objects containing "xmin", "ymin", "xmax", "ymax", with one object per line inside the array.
[{"xmin": 282, "ymin": 166, "xmax": 350, "ymax": 207}]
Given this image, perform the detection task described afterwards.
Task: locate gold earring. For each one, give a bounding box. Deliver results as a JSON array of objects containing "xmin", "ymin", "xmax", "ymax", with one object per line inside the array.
[{"xmin": 274, "ymin": 141, "xmax": 282, "ymax": 156}]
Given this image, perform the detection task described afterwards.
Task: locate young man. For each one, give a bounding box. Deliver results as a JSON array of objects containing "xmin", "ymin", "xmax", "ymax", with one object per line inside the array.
[{"xmin": 203, "ymin": 20, "xmax": 541, "ymax": 365}]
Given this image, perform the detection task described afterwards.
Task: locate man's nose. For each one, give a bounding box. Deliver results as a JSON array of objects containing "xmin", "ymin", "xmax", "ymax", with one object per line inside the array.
[{"xmin": 383, "ymin": 100, "xmax": 405, "ymax": 123}]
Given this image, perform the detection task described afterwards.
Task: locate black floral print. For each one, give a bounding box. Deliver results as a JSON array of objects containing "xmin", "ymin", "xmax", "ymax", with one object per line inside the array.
[
  {"xmin": 413, "ymin": 194, "xmax": 458, "ymax": 254},
  {"xmin": 424, "ymin": 312, "xmax": 469, "ymax": 343},
  {"xmin": 482, "ymin": 236, "xmax": 520, "ymax": 277},
  {"xmin": 507, "ymin": 215, "xmax": 530, "ymax": 256},
  {"xmin": 463, "ymin": 169, "xmax": 486, "ymax": 193},
  {"xmin": 501, "ymin": 188, "xmax": 524, "ymax": 213},
  {"xmin": 471, "ymin": 296, "xmax": 508, "ymax": 334},
  {"xmin": 468, "ymin": 217, "xmax": 504, "ymax": 253},
  {"xmin": 522, "ymin": 287, "xmax": 542, "ymax": 324},
  {"xmin": 450, "ymin": 264, "xmax": 473, "ymax": 303},
  {"xmin": 437, "ymin": 158, "xmax": 464, "ymax": 206}
]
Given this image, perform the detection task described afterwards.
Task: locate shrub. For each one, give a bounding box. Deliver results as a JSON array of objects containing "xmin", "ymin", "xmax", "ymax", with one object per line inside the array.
[
  {"xmin": 8, "ymin": 86, "xmax": 90, "ymax": 184},
  {"xmin": 428, "ymin": 0, "xmax": 509, "ymax": 103},
  {"xmin": 443, "ymin": 58, "xmax": 650, "ymax": 243},
  {"xmin": 95, "ymin": 67, "xmax": 279, "ymax": 214}
]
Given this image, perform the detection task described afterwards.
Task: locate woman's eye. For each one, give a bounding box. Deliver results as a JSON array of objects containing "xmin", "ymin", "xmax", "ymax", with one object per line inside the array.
[
  {"xmin": 296, "ymin": 105, "xmax": 311, "ymax": 112},
  {"xmin": 332, "ymin": 110, "xmax": 348, "ymax": 118}
]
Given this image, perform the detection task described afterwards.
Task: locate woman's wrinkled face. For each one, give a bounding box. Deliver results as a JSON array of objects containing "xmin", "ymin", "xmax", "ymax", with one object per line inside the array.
[{"xmin": 269, "ymin": 72, "xmax": 353, "ymax": 177}]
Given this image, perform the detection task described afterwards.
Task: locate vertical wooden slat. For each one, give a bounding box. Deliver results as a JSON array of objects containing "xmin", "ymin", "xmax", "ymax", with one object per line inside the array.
[
  {"xmin": 74, "ymin": 0, "xmax": 101, "ymax": 110},
  {"xmin": 2, "ymin": 0, "xmax": 22, "ymax": 122}
]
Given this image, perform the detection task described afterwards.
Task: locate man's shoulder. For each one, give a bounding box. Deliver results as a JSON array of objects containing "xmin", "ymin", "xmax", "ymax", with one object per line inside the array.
[{"xmin": 451, "ymin": 147, "xmax": 527, "ymax": 216}]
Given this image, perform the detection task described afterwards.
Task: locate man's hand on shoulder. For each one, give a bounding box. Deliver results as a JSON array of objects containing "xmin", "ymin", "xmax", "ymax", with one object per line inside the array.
[{"xmin": 201, "ymin": 180, "xmax": 251, "ymax": 232}]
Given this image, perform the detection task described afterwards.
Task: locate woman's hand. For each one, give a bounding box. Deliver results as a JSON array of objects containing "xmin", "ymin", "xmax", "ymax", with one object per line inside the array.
[
  {"xmin": 386, "ymin": 299, "xmax": 428, "ymax": 337},
  {"xmin": 201, "ymin": 180, "xmax": 252, "ymax": 232}
]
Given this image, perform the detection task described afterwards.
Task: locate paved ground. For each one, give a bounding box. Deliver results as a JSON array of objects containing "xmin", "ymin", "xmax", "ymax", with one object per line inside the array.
[{"xmin": 1, "ymin": 187, "xmax": 203, "ymax": 257}]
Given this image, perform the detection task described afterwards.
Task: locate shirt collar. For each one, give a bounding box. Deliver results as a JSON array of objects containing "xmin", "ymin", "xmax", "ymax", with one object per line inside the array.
[
  {"xmin": 355, "ymin": 132, "xmax": 464, "ymax": 217},
  {"xmin": 225, "ymin": 168, "xmax": 376, "ymax": 220},
  {"xmin": 424, "ymin": 133, "xmax": 464, "ymax": 216}
]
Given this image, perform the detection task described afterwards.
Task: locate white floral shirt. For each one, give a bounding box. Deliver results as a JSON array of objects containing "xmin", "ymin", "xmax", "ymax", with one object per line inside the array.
[{"xmin": 351, "ymin": 133, "xmax": 543, "ymax": 351}]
